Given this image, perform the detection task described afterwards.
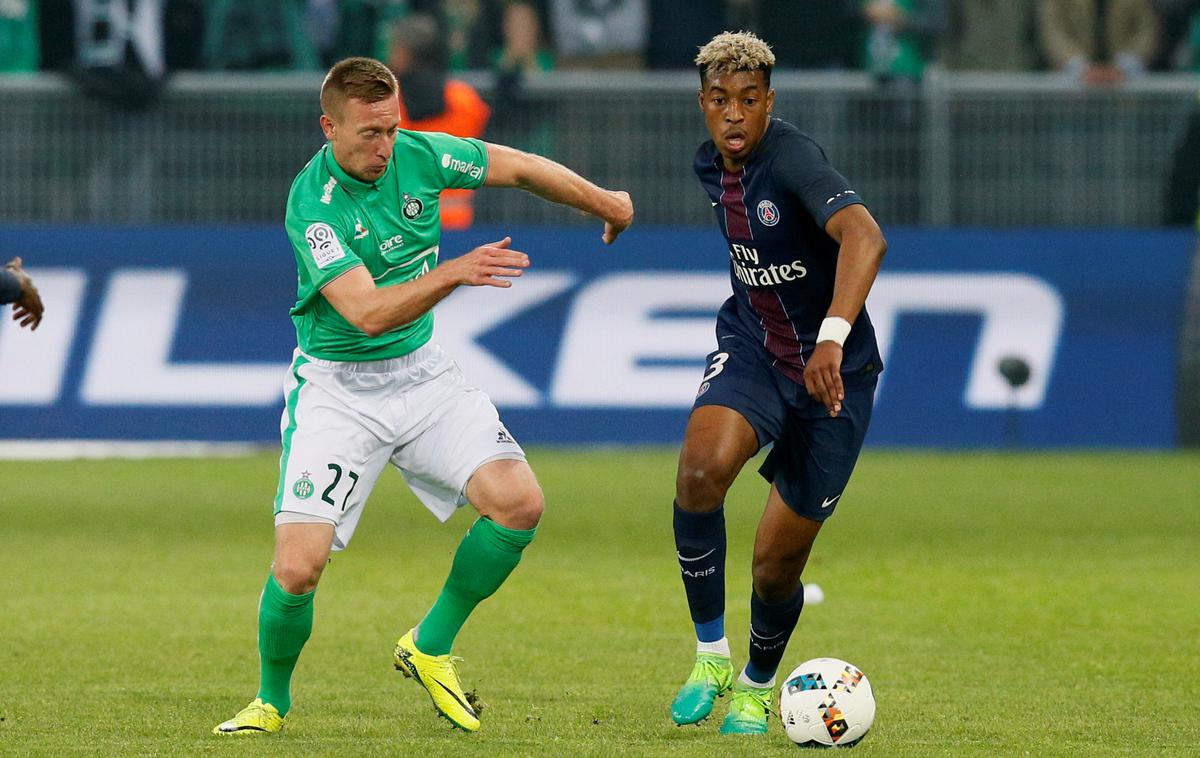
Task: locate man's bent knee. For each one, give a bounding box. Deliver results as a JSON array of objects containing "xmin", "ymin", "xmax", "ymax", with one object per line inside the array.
[
  {"xmin": 491, "ymin": 486, "xmax": 543, "ymax": 530},
  {"xmin": 675, "ymin": 455, "xmax": 741, "ymax": 512},
  {"xmin": 751, "ymin": 560, "xmax": 803, "ymax": 603},
  {"xmin": 468, "ymin": 459, "xmax": 544, "ymax": 530},
  {"xmin": 272, "ymin": 558, "xmax": 326, "ymax": 594},
  {"xmin": 675, "ymin": 407, "xmax": 758, "ymax": 511},
  {"xmin": 272, "ymin": 522, "xmax": 334, "ymax": 594}
]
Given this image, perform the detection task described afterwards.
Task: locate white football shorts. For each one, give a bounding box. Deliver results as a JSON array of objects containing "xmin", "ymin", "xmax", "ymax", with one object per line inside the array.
[{"xmin": 272, "ymin": 344, "xmax": 525, "ymax": 550}]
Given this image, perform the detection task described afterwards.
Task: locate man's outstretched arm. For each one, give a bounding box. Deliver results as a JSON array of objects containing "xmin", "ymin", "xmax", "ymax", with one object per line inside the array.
[{"xmin": 483, "ymin": 142, "xmax": 634, "ymax": 244}]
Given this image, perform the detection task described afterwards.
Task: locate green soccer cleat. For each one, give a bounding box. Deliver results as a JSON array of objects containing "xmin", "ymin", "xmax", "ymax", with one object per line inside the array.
[
  {"xmin": 393, "ymin": 628, "xmax": 481, "ymax": 732},
  {"xmin": 671, "ymin": 653, "xmax": 735, "ymax": 725},
  {"xmin": 211, "ymin": 698, "xmax": 284, "ymax": 735},
  {"xmin": 718, "ymin": 681, "xmax": 773, "ymax": 735}
]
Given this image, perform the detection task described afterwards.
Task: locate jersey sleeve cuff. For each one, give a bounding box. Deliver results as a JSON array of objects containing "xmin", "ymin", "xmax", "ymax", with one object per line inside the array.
[
  {"xmin": 816, "ymin": 195, "xmax": 865, "ymax": 229},
  {"xmin": 315, "ymin": 261, "xmax": 365, "ymax": 291}
]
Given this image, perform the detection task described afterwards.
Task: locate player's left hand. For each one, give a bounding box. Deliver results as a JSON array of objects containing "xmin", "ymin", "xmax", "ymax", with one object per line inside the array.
[
  {"xmin": 804, "ymin": 342, "xmax": 844, "ymax": 417},
  {"xmin": 602, "ymin": 190, "xmax": 634, "ymax": 245}
]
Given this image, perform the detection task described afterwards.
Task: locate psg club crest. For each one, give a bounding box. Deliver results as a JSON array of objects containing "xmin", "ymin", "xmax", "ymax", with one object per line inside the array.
[
  {"xmin": 757, "ymin": 199, "xmax": 780, "ymax": 227},
  {"xmin": 402, "ymin": 193, "xmax": 424, "ymax": 220}
]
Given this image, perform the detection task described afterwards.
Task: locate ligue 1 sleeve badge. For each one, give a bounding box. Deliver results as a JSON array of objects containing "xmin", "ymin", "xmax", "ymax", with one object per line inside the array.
[{"xmin": 757, "ymin": 199, "xmax": 780, "ymax": 226}]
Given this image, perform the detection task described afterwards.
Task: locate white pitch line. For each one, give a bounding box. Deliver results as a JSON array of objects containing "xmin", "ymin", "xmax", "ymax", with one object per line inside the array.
[{"xmin": 0, "ymin": 440, "xmax": 273, "ymax": 460}]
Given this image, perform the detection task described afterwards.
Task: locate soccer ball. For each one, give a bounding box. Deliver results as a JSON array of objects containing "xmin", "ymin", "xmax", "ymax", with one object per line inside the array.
[{"xmin": 779, "ymin": 658, "xmax": 875, "ymax": 747}]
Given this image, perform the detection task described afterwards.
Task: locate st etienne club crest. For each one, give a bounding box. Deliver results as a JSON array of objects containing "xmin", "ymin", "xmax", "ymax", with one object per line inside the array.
[
  {"xmin": 757, "ymin": 199, "xmax": 780, "ymax": 226},
  {"xmin": 402, "ymin": 193, "xmax": 424, "ymax": 220},
  {"xmin": 292, "ymin": 471, "xmax": 315, "ymax": 500}
]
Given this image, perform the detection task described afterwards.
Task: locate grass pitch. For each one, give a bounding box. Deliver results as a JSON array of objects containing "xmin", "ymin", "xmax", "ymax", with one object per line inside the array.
[{"xmin": 0, "ymin": 449, "xmax": 1197, "ymax": 756}]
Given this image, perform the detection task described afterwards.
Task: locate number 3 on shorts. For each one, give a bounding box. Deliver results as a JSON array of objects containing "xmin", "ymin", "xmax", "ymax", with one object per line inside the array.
[{"xmin": 702, "ymin": 351, "xmax": 729, "ymax": 382}]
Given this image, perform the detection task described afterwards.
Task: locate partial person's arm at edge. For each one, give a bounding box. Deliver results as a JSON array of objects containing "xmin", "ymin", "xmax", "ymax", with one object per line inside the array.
[
  {"xmin": 3, "ymin": 256, "xmax": 44, "ymax": 330},
  {"xmin": 823, "ymin": 203, "xmax": 887, "ymax": 327},
  {"xmin": 802, "ymin": 204, "xmax": 887, "ymax": 416},
  {"xmin": 483, "ymin": 142, "xmax": 634, "ymax": 244},
  {"xmin": 320, "ymin": 238, "xmax": 529, "ymax": 338},
  {"xmin": 0, "ymin": 268, "xmax": 21, "ymax": 304}
]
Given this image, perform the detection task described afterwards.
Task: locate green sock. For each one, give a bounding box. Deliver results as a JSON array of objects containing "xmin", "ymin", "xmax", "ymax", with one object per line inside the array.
[
  {"xmin": 256, "ymin": 573, "xmax": 315, "ymax": 717},
  {"xmin": 416, "ymin": 517, "xmax": 536, "ymax": 655}
]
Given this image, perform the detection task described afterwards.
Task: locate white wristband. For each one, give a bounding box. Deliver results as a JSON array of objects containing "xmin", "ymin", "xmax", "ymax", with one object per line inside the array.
[{"xmin": 817, "ymin": 316, "xmax": 852, "ymax": 347}]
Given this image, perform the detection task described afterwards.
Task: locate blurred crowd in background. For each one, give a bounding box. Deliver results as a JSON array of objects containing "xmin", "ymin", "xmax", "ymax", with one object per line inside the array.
[
  {"xmin": 2, "ymin": 0, "xmax": 1200, "ymax": 83},
  {"xmin": 2, "ymin": 1, "xmax": 1199, "ymax": 229}
]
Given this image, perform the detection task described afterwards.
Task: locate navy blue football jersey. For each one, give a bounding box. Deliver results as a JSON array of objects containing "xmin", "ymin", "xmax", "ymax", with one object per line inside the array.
[{"xmin": 695, "ymin": 118, "xmax": 882, "ymax": 387}]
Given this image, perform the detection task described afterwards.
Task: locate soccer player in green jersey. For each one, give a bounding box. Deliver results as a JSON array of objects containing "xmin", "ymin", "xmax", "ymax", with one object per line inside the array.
[{"xmin": 214, "ymin": 57, "xmax": 633, "ymax": 736}]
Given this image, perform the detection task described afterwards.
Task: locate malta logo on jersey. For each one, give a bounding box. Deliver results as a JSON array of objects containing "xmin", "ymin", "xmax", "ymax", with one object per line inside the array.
[
  {"xmin": 402, "ymin": 193, "xmax": 424, "ymax": 220},
  {"xmin": 757, "ymin": 199, "xmax": 780, "ymax": 227},
  {"xmin": 442, "ymin": 152, "xmax": 484, "ymax": 180}
]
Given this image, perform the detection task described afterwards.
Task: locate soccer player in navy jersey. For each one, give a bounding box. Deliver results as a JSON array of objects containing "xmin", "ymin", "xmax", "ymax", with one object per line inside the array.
[{"xmin": 669, "ymin": 32, "xmax": 888, "ymax": 735}]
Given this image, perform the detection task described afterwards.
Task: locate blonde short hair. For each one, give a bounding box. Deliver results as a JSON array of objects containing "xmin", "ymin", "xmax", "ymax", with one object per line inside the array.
[
  {"xmin": 320, "ymin": 57, "xmax": 398, "ymax": 118},
  {"xmin": 695, "ymin": 31, "xmax": 775, "ymax": 87}
]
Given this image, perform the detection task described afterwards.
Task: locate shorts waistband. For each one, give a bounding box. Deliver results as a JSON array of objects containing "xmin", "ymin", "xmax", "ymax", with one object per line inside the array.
[{"xmin": 296, "ymin": 343, "xmax": 442, "ymax": 373}]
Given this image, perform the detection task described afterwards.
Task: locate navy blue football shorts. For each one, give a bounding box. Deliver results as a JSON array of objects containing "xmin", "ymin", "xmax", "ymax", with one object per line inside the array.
[{"xmin": 691, "ymin": 334, "xmax": 876, "ymax": 522}]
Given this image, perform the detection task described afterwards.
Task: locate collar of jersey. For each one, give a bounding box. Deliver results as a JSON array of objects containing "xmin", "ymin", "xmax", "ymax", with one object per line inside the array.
[{"xmin": 323, "ymin": 145, "xmax": 389, "ymax": 196}]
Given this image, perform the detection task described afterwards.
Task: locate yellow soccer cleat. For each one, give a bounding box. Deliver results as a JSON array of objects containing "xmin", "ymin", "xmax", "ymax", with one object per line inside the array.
[
  {"xmin": 719, "ymin": 681, "xmax": 772, "ymax": 735},
  {"xmin": 393, "ymin": 629, "xmax": 481, "ymax": 732},
  {"xmin": 212, "ymin": 698, "xmax": 284, "ymax": 735}
]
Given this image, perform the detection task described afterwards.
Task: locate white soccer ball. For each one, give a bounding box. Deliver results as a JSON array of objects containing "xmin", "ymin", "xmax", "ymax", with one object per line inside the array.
[{"xmin": 779, "ymin": 657, "xmax": 875, "ymax": 747}]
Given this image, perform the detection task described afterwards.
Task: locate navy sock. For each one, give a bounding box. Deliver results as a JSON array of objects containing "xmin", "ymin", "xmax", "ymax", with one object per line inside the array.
[
  {"xmin": 745, "ymin": 584, "xmax": 805, "ymax": 683},
  {"xmin": 673, "ymin": 502, "xmax": 726, "ymax": 642}
]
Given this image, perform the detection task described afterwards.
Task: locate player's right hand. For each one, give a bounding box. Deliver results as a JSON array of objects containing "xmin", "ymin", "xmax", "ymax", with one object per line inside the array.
[
  {"xmin": 445, "ymin": 237, "xmax": 530, "ymax": 288},
  {"xmin": 5, "ymin": 256, "xmax": 43, "ymax": 331},
  {"xmin": 602, "ymin": 191, "xmax": 634, "ymax": 245},
  {"xmin": 804, "ymin": 342, "xmax": 844, "ymax": 417}
]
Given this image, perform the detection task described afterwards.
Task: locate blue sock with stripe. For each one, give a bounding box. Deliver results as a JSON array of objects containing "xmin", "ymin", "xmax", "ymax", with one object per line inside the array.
[{"xmin": 745, "ymin": 584, "xmax": 805, "ymax": 684}]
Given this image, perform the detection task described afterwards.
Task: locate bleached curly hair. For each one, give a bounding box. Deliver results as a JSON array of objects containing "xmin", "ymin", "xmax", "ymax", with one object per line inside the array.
[{"xmin": 695, "ymin": 31, "xmax": 776, "ymax": 87}]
